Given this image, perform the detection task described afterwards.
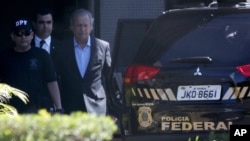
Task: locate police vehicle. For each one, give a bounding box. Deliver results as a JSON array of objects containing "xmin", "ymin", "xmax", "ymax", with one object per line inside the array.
[{"xmin": 107, "ymin": 1, "xmax": 250, "ymax": 140}]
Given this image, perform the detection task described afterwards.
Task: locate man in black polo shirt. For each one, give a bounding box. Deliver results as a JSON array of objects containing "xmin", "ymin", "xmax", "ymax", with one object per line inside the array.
[{"xmin": 0, "ymin": 18, "xmax": 63, "ymax": 113}]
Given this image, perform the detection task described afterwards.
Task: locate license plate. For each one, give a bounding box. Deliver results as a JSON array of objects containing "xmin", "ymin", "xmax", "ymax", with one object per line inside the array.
[{"xmin": 177, "ymin": 85, "xmax": 221, "ymax": 101}]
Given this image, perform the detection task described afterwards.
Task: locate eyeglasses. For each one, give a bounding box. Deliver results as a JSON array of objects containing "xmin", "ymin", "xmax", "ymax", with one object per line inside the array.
[{"xmin": 14, "ymin": 31, "xmax": 32, "ymax": 37}]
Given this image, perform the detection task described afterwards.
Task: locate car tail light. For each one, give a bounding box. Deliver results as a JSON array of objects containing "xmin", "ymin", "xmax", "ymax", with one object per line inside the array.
[
  {"xmin": 123, "ymin": 64, "xmax": 160, "ymax": 85},
  {"xmin": 236, "ymin": 64, "xmax": 250, "ymax": 77}
]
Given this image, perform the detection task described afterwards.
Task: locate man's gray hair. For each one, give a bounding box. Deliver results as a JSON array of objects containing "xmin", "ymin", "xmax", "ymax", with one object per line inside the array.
[{"xmin": 70, "ymin": 8, "xmax": 94, "ymax": 28}]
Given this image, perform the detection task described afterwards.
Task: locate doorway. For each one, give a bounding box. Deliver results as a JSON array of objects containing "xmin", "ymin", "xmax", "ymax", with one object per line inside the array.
[{"xmin": 0, "ymin": 0, "xmax": 88, "ymax": 51}]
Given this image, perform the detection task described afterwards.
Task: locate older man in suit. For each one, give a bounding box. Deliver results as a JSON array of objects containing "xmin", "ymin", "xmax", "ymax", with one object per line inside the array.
[{"xmin": 58, "ymin": 8, "xmax": 111, "ymax": 115}]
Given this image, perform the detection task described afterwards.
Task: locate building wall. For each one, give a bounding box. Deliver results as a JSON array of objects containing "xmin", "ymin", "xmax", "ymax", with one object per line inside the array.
[
  {"xmin": 94, "ymin": 0, "xmax": 165, "ymax": 51},
  {"xmin": 0, "ymin": 0, "xmax": 212, "ymax": 51}
]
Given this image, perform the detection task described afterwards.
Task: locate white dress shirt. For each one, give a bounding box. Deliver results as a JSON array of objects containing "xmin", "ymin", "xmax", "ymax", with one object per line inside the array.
[
  {"xmin": 74, "ymin": 36, "xmax": 91, "ymax": 78},
  {"xmin": 34, "ymin": 35, "xmax": 51, "ymax": 54}
]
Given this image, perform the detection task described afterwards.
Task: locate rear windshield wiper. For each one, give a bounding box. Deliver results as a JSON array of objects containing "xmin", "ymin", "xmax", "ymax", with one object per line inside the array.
[{"xmin": 169, "ymin": 56, "xmax": 213, "ymax": 64}]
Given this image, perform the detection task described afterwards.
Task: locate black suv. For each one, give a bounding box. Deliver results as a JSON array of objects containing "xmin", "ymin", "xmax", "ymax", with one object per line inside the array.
[{"xmin": 107, "ymin": 2, "xmax": 250, "ymax": 141}]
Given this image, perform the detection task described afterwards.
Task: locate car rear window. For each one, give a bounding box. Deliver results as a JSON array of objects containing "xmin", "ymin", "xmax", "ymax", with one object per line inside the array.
[
  {"xmin": 160, "ymin": 13, "xmax": 250, "ymax": 67},
  {"xmin": 135, "ymin": 12, "xmax": 250, "ymax": 67}
]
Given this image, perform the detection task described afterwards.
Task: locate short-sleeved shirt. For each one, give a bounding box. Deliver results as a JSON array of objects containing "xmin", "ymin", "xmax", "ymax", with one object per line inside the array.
[{"xmin": 0, "ymin": 47, "xmax": 57, "ymax": 113}]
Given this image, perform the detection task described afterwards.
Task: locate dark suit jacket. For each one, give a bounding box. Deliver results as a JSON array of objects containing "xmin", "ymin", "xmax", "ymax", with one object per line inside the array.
[
  {"xmin": 59, "ymin": 36, "xmax": 112, "ymax": 114},
  {"xmin": 31, "ymin": 37, "xmax": 63, "ymax": 73}
]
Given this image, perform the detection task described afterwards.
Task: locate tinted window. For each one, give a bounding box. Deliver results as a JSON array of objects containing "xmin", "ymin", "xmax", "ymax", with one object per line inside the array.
[
  {"xmin": 113, "ymin": 19, "xmax": 154, "ymax": 68},
  {"xmin": 135, "ymin": 12, "xmax": 250, "ymax": 67},
  {"xmin": 160, "ymin": 14, "xmax": 250, "ymax": 67}
]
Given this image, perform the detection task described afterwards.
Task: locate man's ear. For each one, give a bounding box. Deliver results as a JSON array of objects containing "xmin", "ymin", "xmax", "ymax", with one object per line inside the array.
[{"xmin": 30, "ymin": 32, "xmax": 34, "ymax": 38}]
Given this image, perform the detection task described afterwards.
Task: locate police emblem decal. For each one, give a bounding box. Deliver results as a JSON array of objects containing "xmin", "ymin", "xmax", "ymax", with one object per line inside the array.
[
  {"xmin": 29, "ymin": 58, "xmax": 39, "ymax": 70},
  {"xmin": 138, "ymin": 107, "xmax": 153, "ymax": 127}
]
